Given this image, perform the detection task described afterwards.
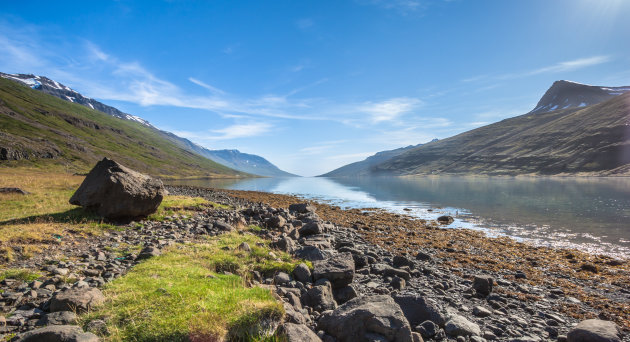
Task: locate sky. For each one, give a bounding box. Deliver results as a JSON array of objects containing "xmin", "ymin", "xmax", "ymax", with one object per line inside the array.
[{"xmin": 1, "ymin": 0, "xmax": 630, "ymax": 176}]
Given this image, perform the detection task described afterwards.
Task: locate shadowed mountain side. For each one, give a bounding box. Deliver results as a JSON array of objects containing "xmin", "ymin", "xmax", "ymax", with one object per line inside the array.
[
  {"xmin": 0, "ymin": 72, "xmax": 295, "ymax": 177},
  {"xmin": 0, "ymin": 78, "xmax": 248, "ymax": 178},
  {"xmin": 320, "ymin": 140, "xmax": 436, "ymax": 177},
  {"xmin": 373, "ymin": 93, "xmax": 630, "ymax": 176}
]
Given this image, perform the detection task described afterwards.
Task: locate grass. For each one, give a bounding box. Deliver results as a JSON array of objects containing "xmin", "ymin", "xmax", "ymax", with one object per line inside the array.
[
  {"xmin": 147, "ymin": 195, "xmax": 231, "ymax": 221},
  {"xmin": 0, "ymin": 268, "xmax": 42, "ymax": 282},
  {"xmin": 0, "ymin": 168, "xmax": 117, "ymax": 263},
  {"xmin": 82, "ymin": 232, "xmax": 303, "ymax": 341}
]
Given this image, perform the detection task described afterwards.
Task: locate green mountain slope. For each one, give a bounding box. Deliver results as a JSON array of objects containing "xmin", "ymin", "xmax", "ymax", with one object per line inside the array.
[
  {"xmin": 374, "ymin": 93, "xmax": 630, "ymax": 176},
  {"xmin": 0, "ymin": 78, "xmax": 248, "ymax": 178}
]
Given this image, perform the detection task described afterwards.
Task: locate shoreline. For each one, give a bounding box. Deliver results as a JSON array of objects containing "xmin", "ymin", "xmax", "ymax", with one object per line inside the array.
[{"xmin": 212, "ymin": 186, "xmax": 630, "ymax": 331}]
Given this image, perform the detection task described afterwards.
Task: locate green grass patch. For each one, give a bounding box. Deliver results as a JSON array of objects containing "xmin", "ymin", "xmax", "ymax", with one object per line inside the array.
[
  {"xmin": 147, "ymin": 195, "xmax": 231, "ymax": 221},
  {"xmin": 0, "ymin": 268, "xmax": 42, "ymax": 282},
  {"xmin": 83, "ymin": 232, "xmax": 303, "ymax": 341}
]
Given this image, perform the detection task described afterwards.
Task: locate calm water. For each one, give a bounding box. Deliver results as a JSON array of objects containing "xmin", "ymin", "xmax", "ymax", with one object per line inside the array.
[{"xmin": 168, "ymin": 176, "xmax": 630, "ymax": 259}]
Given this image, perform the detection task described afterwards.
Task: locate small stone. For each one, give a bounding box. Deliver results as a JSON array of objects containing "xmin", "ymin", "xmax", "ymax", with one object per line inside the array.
[
  {"xmin": 473, "ymin": 306, "xmax": 492, "ymax": 318},
  {"xmin": 391, "ymin": 276, "xmax": 406, "ymax": 290},
  {"xmin": 472, "ymin": 275, "xmax": 493, "ymax": 296},
  {"xmin": 444, "ymin": 315, "xmax": 481, "ymax": 337},
  {"xmin": 293, "ymin": 263, "xmax": 312, "ymax": 283},
  {"xmin": 86, "ymin": 319, "xmax": 109, "ymax": 335},
  {"xmin": 137, "ymin": 246, "xmax": 161, "ymax": 260},
  {"xmin": 437, "ymin": 216, "xmax": 454, "ymax": 224},
  {"xmin": 274, "ymin": 272, "xmax": 291, "ymax": 285},
  {"xmin": 238, "ymin": 242, "xmax": 251, "ymax": 252}
]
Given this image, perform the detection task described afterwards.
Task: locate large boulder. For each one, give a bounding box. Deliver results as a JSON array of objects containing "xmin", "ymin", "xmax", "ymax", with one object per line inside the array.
[
  {"xmin": 393, "ymin": 294, "xmax": 449, "ymax": 327},
  {"xmin": 567, "ymin": 319, "xmax": 621, "ymax": 342},
  {"xmin": 69, "ymin": 158, "xmax": 165, "ymax": 219},
  {"xmin": 16, "ymin": 325, "xmax": 98, "ymax": 342},
  {"xmin": 318, "ymin": 295, "xmax": 414, "ymax": 342},
  {"xmin": 444, "ymin": 315, "xmax": 481, "ymax": 337},
  {"xmin": 49, "ymin": 287, "xmax": 105, "ymax": 313},
  {"xmin": 313, "ymin": 252, "xmax": 355, "ymax": 289}
]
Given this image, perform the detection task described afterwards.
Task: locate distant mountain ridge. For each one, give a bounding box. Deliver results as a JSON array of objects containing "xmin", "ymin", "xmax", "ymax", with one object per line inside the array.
[
  {"xmin": 324, "ymin": 80, "xmax": 630, "ymax": 177},
  {"xmin": 320, "ymin": 140, "xmax": 437, "ymax": 177},
  {"xmin": 0, "ymin": 72, "xmax": 294, "ymax": 177}
]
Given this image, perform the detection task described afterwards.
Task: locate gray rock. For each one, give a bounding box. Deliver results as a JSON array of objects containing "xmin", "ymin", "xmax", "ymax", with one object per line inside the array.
[
  {"xmin": 281, "ymin": 323, "xmax": 322, "ymax": 342},
  {"xmin": 49, "ymin": 287, "xmax": 105, "ymax": 313},
  {"xmin": 333, "ymin": 285, "xmax": 358, "ymax": 304},
  {"xmin": 416, "ymin": 320, "xmax": 439, "ymax": 338},
  {"xmin": 393, "ymin": 255, "xmax": 415, "ymax": 269},
  {"xmin": 313, "ymin": 252, "xmax": 355, "ymax": 289},
  {"xmin": 295, "ymin": 246, "xmax": 332, "ymax": 261},
  {"xmin": 472, "ymin": 275, "xmax": 493, "ymax": 296},
  {"xmin": 305, "ymin": 283, "xmax": 337, "ymax": 312},
  {"xmin": 472, "ymin": 306, "xmax": 492, "ymax": 318},
  {"xmin": 85, "ymin": 319, "xmax": 109, "ymax": 335},
  {"xmin": 436, "ymin": 216, "xmax": 454, "ymax": 224},
  {"xmin": 267, "ymin": 215, "xmax": 287, "ymax": 229},
  {"xmin": 274, "ymin": 272, "xmax": 291, "ymax": 285},
  {"xmin": 318, "ymin": 295, "xmax": 413, "ymax": 342},
  {"xmin": 293, "ymin": 263, "xmax": 312, "ymax": 283},
  {"xmin": 567, "ymin": 319, "xmax": 621, "ymax": 342},
  {"xmin": 15, "ymin": 325, "xmax": 99, "ymax": 342},
  {"xmin": 36, "ymin": 311, "xmax": 78, "ymax": 326},
  {"xmin": 371, "ymin": 264, "xmax": 410, "ymax": 280},
  {"xmin": 137, "ymin": 246, "xmax": 161, "ymax": 260},
  {"xmin": 393, "ymin": 294, "xmax": 448, "ymax": 327},
  {"xmin": 275, "ymin": 236, "xmax": 297, "ymax": 253},
  {"xmin": 289, "ymin": 203, "xmax": 316, "ymax": 214},
  {"xmin": 214, "ymin": 221, "xmax": 234, "ymax": 231},
  {"xmin": 238, "ymin": 242, "xmax": 251, "ymax": 252},
  {"xmin": 299, "ymin": 222, "xmax": 324, "ymax": 237},
  {"xmin": 444, "ymin": 315, "xmax": 481, "ymax": 337},
  {"xmin": 69, "ymin": 158, "xmax": 165, "ymax": 219}
]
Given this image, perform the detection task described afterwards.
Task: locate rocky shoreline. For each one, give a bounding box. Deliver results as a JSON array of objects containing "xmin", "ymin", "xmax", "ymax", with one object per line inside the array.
[{"xmin": 1, "ymin": 185, "xmax": 627, "ymax": 341}]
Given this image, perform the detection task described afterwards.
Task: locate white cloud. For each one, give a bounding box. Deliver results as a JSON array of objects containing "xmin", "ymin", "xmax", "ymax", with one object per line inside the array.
[
  {"xmin": 173, "ymin": 122, "xmax": 273, "ymax": 141},
  {"xmin": 529, "ymin": 56, "xmax": 612, "ymax": 75},
  {"xmin": 362, "ymin": 0, "xmax": 424, "ymax": 13},
  {"xmin": 359, "ymin": 97, "xmax": 422, "ymax": 122},
  {"xmin": 188, "ymin": 77, "xmax": 226, "ymax": 95}
]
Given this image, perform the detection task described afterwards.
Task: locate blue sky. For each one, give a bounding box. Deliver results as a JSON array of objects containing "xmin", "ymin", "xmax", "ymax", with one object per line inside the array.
[{"xmin": 1, "ymin": 0, "xmax": 629, "ymax": 176}]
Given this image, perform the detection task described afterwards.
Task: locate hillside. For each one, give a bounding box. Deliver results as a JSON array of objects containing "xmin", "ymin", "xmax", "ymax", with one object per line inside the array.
[
  {"xmin": 320, "ymin": 140, "xmax": 435, "ymax": 177},
  {"xmin": 0, "ymin": 77, "xmax": 248, "ymax": 178},
  {"xmin": 374, "ymin": 93, "xmax": 630, "ymax": 176},
  {"xmin": 0, "ymin": 73, "xmax": 295, "ymax": 177},
  {"xmin": 324, "ymin": 80, "xmax": 630, "ymax": 177}
]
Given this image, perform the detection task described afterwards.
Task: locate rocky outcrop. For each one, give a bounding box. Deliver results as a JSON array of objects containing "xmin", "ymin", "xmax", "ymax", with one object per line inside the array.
[
  {"xmin": 69, "ymin": 158, "xmax": 165, "ymax": 219},
  {"xmin": 318, "ymin": 295, "xmax": 414, "ymax": 342}
]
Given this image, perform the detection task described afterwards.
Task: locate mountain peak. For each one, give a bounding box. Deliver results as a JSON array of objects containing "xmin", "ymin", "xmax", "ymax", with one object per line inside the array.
[{"xmin": 530, "ymin": 80, "xmax": 630, "ymax": 114}]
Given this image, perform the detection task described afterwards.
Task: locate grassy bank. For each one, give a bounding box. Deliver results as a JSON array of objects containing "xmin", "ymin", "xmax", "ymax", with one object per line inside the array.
[{"xmin": 82, "ymin": 231, "xmax": 301, "ymax": 341}]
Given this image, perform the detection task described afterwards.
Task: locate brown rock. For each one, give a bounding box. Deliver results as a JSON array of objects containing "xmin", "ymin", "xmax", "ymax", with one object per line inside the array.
[{"xmin": 69, "ymin": 158, "xmax": 165, "ymax": 219}]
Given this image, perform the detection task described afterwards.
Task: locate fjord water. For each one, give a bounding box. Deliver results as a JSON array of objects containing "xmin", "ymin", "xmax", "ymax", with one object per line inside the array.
[{"xmin": 169, "ymin": 176, "xmax": 630, "ymax": 259}]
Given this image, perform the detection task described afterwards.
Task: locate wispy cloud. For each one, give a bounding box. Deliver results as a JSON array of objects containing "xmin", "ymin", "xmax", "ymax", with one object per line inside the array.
[
  {"xmin": 188, "ymin": 77, "xmax": 226, "ymax": 95},
  {"xmin": 359, "ymin": 97, "xmax": 423, "ymax": 122},
  {"xmin": 173, "ymin": 122, "xmax": 273, "ymax": 141},
  {"xmin": 499, "ymin": 56, "xmax": 612, "ymax": 80}
]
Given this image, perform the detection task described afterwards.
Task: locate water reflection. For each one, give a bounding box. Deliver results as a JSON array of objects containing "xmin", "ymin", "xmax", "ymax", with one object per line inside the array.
[{"xmin": 168, "ymin": 176, "xmax": 630, "ymax": 258}]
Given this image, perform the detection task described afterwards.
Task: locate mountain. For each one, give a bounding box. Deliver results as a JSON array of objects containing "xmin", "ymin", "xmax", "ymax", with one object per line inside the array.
[
  {"xmin": 0, "ymin": 73, "xmax": 153, "ymax": 127},
  {"xmin": 0, "ymin": 72, "xmax": 295, "ymax": 177},
  {"xmin": 530, "ymin": 80, "xmax": 630, "ymax": 114},
  {"xmin": 325, "ymin": 80, "xmax": 630, "ymax": 177},
  {"xmin": 320, "ymin": 140, "xmax": 436, "ymax": 177},
  {"xmin": 0, "ymin": 77, "xmax": 248, "ymax": 177},
  {"xmin": 201, "ymin": 149, "xmax": 296, "ymax": 177}
]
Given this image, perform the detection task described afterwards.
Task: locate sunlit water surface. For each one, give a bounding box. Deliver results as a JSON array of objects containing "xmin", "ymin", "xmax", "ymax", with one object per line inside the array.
[{"xmin": 168, "ymin": 176, "xmax": 630, "ymax": 259}]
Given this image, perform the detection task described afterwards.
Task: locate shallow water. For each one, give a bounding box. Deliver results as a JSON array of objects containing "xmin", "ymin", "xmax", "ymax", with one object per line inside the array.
[{"xmin": 168, "ymin": 176, "xmax": 630, "ymax": 259}]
